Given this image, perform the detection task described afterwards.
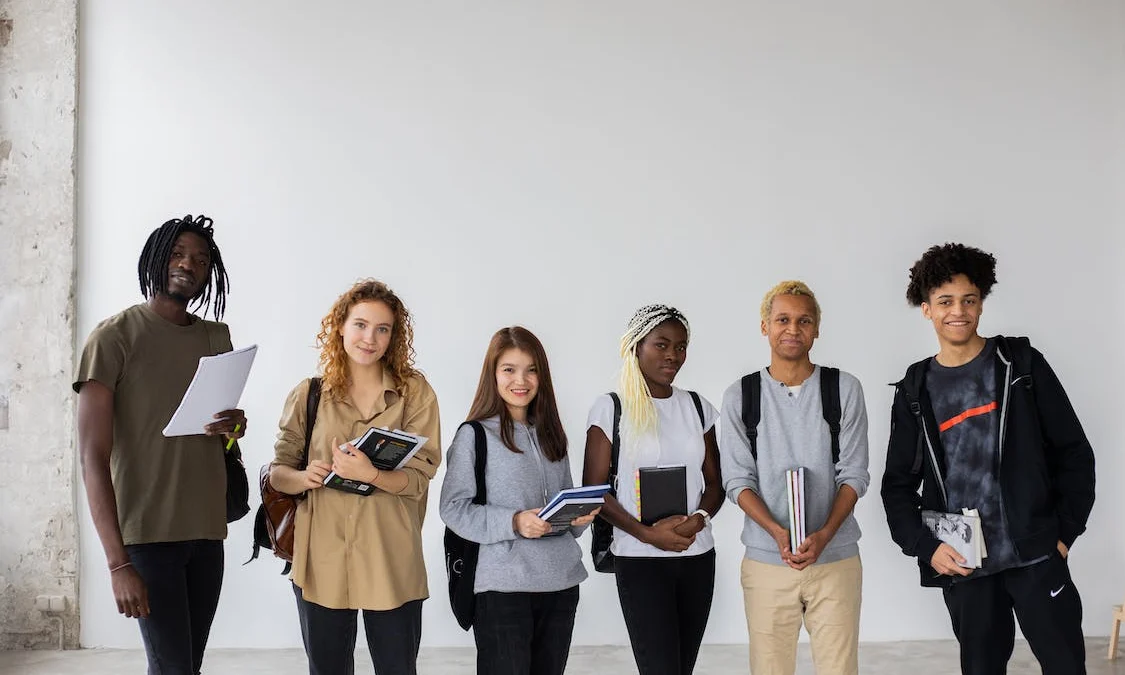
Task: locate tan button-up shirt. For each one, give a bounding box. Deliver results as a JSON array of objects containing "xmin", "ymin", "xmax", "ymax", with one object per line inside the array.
[{"xmin": 273, "ymin": 372, "xmax": 441, "ymax": 610}]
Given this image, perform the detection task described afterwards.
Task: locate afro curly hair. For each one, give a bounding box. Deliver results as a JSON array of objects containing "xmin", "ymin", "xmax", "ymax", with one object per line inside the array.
[{"xmin": 906, "ymin": 243, "xmax": 997, "ymax": 307}]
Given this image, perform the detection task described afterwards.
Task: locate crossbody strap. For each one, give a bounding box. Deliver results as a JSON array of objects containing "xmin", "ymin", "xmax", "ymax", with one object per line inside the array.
[{"xmin": 302, "ymin": 378, "xmax": 322, "ymax": 471}]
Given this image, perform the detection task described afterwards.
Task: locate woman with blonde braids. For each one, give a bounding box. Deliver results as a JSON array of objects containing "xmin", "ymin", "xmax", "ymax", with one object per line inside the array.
[
  {"xmin": 582, "ymin": 304, "xmax": 724, "ymax": 675},
  {"xmin": 270, "ymin": 279, "xmax": 440, "ymax": 675}
]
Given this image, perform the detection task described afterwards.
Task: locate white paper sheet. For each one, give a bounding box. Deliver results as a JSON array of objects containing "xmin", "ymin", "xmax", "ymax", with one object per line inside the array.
[{"xmin": 161, "ymin": 345, "xmax": 258, "ymax": 437}]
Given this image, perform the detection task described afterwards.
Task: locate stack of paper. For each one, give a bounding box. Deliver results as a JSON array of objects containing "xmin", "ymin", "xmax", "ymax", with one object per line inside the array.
[
  {"xmin": 920, "ymin": 508, "xmax": 988, "ymax": 568},
  {"xmin": 785, "ymin": 467, "xmax": 806, "ymax": 552}
]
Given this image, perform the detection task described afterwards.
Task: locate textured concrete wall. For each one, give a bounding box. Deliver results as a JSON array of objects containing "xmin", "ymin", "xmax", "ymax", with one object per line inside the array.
[{"xmin": 0, "ymin": 0, "xmax": 79, "ymax": 650}]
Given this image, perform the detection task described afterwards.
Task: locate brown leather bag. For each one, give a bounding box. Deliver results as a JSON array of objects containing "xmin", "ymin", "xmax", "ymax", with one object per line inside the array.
[{"xmin": 249, "ymin": 377, "xmax": 321, "ymax": 572}]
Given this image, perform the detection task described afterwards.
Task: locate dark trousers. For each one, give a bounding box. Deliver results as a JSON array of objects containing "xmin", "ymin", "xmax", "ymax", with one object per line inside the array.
[
  {"xmin": 614, "ymin": 549, "xmax": 716, "ymax": 675},
  {"xmin": 472, "ymin": 586, "xmax": 580, "ymax": 675},
  {"xmin": 943, "ymin": 553, "xmax": 1085, "ymax": 675},
  {"xmin": 126, "ymin": 539, "xmax": 225, "ymax": 675},
  {"xmin": 292, "ymin": 583, "xmax": 423, "ymax": 675}
]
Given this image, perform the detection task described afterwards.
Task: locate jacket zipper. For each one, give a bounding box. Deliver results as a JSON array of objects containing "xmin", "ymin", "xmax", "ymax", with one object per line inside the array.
[
  {"xmin": 994, "ymin": 349, "xmax": 1017, "ymax": 558},
  {"xmin": 997, "ymin": 351, "xmax": 1013, "ymax": 461},
  {"xmin": 919, "ymin": 413, "xmax": 948, "ymax": 508}
]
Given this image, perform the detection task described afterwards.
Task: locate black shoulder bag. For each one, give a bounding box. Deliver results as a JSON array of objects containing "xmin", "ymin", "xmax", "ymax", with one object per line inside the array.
[{"xmin": 443, "ymin": 421, "xmax": 487, "ymax": 630}]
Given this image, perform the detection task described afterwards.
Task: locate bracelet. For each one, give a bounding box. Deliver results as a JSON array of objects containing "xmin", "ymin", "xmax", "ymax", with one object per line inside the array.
[
  {"xmin": 692, "ymin": 509, "xmax": 711, "ymax": 527},
  {"xmin": 109, "ymin": 561, "xmax": 132, "ymax": 573}
]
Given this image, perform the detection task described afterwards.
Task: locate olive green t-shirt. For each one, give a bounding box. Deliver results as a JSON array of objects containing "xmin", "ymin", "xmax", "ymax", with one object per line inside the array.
[{"xmin": 74, "ymin": 303, "xmax": 232, "ymax": 545}]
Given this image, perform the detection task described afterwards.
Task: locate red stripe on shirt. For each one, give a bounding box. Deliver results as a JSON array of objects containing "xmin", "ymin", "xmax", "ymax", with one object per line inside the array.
[{"xmin": 939, "ymin": 401, "xmax": 998, "ymax": 432}]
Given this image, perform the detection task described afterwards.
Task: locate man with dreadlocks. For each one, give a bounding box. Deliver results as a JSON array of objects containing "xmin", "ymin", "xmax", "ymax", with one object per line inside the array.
[
  {"xmin": 75, "ymin": 215, "xmax": 247, "ymax": 675},
  {"xmin": 719, "ymin": 280, "xmax": 869, "ymax": 675},
  {"xmin": 582, "ymin": 304, "xmax": 724, "ymax": 675}
]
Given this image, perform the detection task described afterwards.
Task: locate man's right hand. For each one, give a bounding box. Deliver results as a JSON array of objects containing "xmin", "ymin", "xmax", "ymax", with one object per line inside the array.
[
  {"xmin": 302, "ymin": 460, "xmax": 332, "ymax": 490},
  {"xmin": 644, "ymin": 515, "xmax": 696, "ymax": 552},
  {"xmin": 112, "ymin": 566, "xmax": 149, "ymax": 619},
  {"xmin": 929, "ymin": 543, "xmax": 972, "ymax": 576}
]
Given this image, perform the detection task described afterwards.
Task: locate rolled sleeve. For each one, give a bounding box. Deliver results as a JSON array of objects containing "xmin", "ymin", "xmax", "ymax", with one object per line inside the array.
[
  {"xmin": 834, "ymin": 375, "xmax": 871, "ymax": 498},
  {"xmin": 719, "ymin": 380, "xmax": 760, "ymax": 505}
]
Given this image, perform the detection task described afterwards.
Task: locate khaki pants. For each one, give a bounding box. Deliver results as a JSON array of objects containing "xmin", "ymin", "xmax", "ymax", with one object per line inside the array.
[{"xmin": 740, "ymin": 555, "xmax": 862, "ymax": 675}]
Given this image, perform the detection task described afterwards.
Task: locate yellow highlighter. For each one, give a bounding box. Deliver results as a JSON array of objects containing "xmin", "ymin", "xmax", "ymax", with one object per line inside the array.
[{"xmin": 225, "ymin": 424, "xmax": 241, "ymax": 451}]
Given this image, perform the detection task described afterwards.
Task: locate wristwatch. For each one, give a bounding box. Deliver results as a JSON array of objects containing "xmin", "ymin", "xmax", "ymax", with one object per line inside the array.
[{"xmin": 692, "ymin": 509, "xmax": 711, "ymax": 527}]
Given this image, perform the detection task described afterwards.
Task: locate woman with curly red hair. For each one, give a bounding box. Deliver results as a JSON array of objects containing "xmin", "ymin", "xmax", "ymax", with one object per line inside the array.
[{"xmin": 270, "ymin": 279, "xmax": 441, "ymax": 675}]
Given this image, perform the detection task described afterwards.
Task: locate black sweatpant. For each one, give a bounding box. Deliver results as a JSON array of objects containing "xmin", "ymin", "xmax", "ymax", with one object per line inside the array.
[
  {"xmin": 292, "ymin": 584, "xmax": 423, "ymax": 675},
  {"xmin": 942, "ymin": 553, "xmax": 1085, "ymax": 675},
  {"xmin": 472, "ymin": 586, "xmax": 580, "ymax": 675},
  {"xmin": 126, "ymin": 539, "xmax": 224, "ymax": 675},
  {"xmin": 614, "ymin": 549, "xmax": 716, "ymax": 675}
]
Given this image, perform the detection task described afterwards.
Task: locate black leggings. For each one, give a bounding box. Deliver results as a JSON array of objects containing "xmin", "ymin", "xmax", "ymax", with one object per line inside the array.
[{"xmin": 614, "ymin": 549, "xmax": 716, "ymax": 675}]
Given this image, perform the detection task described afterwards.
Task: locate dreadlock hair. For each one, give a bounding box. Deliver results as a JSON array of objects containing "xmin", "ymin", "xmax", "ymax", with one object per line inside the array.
[
  {"xmin": 466, "ymin": 327, "xmax": 568, "ymax": 462},
  {"xmin": 137, "ymin": 214, "xmax": 230, "ymax": 319},
  {"xmin": 906, "ymin": 243, "xmax": 998, "ymax": 307},
  {"xmin": 760, "ymin": 280, "xmax": 821, "ymax": 325},
  {"xmin": 317, "ymin": 279, "xmax": 417, "ymax": 401},
  {"xmin": 618, "ymin": 304, "xmax": 691, "ymax": 441}
]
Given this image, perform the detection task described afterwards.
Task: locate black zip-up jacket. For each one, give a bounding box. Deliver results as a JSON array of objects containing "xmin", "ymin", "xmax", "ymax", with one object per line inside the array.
[{"xmin": 881, "ymin": 336, "xmax": 1095, "ymax": 588}]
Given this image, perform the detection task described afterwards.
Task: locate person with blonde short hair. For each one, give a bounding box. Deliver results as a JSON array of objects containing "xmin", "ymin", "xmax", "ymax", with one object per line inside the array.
[{"xmin": 720, "ymin": 280, "xmax": 870, "ymax": 675}]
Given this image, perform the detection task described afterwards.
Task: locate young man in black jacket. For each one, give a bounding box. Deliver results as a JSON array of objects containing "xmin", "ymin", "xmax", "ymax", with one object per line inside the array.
[{"xmin": 881, "ymin": 243, "xmax": 1095, "ymax": 675}]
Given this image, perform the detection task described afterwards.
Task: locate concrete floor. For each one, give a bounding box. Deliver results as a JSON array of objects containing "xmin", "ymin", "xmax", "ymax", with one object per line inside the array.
[{"xmin": 0, "ymin": 640, "xmax": 1122, "ymax": 675}]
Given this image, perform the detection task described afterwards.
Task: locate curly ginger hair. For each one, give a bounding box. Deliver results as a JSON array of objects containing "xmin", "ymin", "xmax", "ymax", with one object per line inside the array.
[{"xmin": 316, "ymin": 279, "xmax": 417, "ymax": 399}]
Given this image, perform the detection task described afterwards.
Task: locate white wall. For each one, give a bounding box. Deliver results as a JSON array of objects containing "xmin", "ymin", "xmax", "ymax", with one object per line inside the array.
[{"xmin": 77, "ymin": 0, "xmax": 1125, "ymax": 648}]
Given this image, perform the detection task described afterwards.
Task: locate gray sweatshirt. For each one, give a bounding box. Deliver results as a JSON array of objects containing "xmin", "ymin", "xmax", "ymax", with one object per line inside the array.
[
  {"xmin": 439, "ymin": 416, "xmax": 588, "ymax": 594},
  {"xmin": 719, "ymin": 366, "xmax": 870, "ymax": 565}
]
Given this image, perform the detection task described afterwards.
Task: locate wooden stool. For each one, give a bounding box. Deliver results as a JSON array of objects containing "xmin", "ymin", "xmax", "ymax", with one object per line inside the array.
[{"xmin": 1110, "ymin": 603, "xmax": 1124, "ymax": 659}]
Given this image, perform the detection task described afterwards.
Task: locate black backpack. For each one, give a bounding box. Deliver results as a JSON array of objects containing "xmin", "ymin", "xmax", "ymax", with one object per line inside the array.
[
  {"xmin": 591, "ymin": 391, "xmax": 705, "ymax": 573},
  {"xmin": 740, "ymin": 367, "xmax": 843, "ymax": 465},
  {"xmin": 443, "ymin": 421, "xmax": 487, "ymax": 630}
]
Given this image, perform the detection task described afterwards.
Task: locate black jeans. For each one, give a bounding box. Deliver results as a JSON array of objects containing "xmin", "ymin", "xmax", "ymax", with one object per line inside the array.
[
  {"xmin": 614, "ymin": 549, "xmax": 716, "ymax": 675},
  {"xmin": 126, "ymin": 539, "xmax": 224, "ymax": 675},
  {"xmin": 292, "ymin": 583, "xmax": 423, "ymax": 675},
  {"xmin": 472, "ymin": 586, "xmax": 580, "ymax": 675},
  {"xmin": 943, "ymin": 553, "xmax": 1085, "ymax": 675}
]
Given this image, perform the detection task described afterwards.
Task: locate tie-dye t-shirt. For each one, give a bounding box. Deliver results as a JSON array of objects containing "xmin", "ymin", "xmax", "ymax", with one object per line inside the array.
[{"xmin": 925, "ymin": 339, "xmax": 1023, "ymax": 577}]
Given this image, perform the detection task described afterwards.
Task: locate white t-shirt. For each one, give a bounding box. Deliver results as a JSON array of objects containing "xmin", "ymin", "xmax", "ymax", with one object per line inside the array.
[{"xmin": 586, "ymin": 387, "xmax": 718, "ymax": 558}]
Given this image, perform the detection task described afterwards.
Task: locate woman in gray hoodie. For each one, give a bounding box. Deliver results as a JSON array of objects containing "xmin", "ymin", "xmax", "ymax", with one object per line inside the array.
[{"xmin": 440, "ymin": 326, "xmax": 597, "ymax": 675}]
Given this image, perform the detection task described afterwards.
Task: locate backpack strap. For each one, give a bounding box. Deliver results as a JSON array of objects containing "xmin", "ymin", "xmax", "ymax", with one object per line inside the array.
[
  {"xmin": 302, "ymin": 378, "xmax": 322, "ymax": 471},
  {"xmin": 819, "ymin": 367, "xmax": 842, "ymax": 466},
  {"xmin": 687, "ymin": 390, "xmax": 706, "ymax": 429},
  {"xmin": 607, "ymin": 393, "xmax": 622, "ymax": 495},
  {"xmin": 898, "ymin": 361, "xmax": 928, "ymax": 476},
  {"xmin": 740, "ymin": 373, "xmax": 762, "ymax": 461},
  {"xmin": 467, "ymin": 421, "xmax": 487, "ymax": 506},
  {"xmin": 281, "ymin": 377, "xmax": 322, "ymax": 575}
]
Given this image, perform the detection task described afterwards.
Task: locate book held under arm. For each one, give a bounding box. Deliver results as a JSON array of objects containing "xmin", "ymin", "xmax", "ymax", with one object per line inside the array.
[
  {"xmin": 537, "ymin": 484, "xmax": 610, "ymax": 535},
  {"xmin": 323, "ymin": 427, "xmax": 429, "ymax": 495},
  {"xmin": 921, "ymin": 508, "xmax": 986, "ymax": 569}
]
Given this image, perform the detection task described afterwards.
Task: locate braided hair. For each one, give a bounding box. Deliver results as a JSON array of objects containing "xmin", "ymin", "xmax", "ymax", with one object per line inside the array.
[
  {"xmin": 137, "ymin": 214, "xmax": 230, "ymax": 319},
  {"xmin": 618, "ymin": 304, "xmax": 691, "ymax": 440}
]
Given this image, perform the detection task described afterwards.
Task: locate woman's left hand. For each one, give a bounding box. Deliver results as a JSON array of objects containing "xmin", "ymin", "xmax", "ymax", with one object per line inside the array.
[
  {"xmin": 570, "ymin": 507, "xmax": 601, "ymax": 527},
  {"xmin": 331, "ymin": 438, "xmax": 378, "ymax": 483}
]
